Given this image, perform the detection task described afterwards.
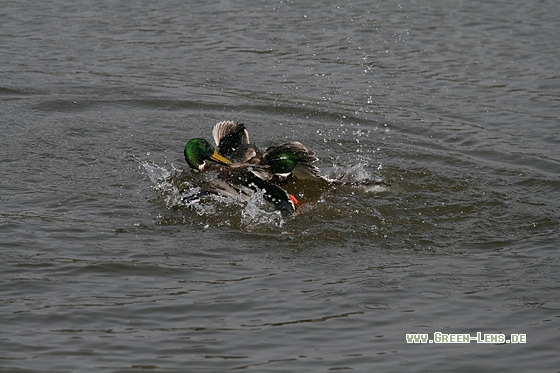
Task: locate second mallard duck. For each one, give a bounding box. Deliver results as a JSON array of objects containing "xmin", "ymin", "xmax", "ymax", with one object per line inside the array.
[{"xmin": 212, "ymin": 121, "xmax": 322, "ymax": 185}]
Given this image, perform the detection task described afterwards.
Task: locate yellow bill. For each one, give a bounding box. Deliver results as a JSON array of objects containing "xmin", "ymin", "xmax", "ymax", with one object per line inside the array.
[{"xmin": 211, "ymin": 150, "xmax": 232, "ymax": 165}]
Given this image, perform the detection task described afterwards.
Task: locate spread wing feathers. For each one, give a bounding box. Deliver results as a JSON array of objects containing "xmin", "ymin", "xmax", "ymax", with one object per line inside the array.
[{"xmin": 212, "ymin": 121, "xmax": 250, "ymax": 155}]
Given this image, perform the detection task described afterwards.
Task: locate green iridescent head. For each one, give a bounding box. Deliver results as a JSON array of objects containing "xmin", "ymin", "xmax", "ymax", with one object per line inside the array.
[
  {"xmin": 262, "ymin": 141, "xmax": 317, "ymax": 175},
  {"xmin": 265, "ymin": 151, "xmax": 301, "ymax": 174},
  {"xmin": 184, "ymin": 138, "xmax": 232, "ymax": 171}
]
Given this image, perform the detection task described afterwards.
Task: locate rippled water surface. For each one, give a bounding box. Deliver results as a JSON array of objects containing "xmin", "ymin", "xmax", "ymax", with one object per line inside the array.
[{"xmin": 2, "ymin": 1, "xmax": 560, "ymax": 372}]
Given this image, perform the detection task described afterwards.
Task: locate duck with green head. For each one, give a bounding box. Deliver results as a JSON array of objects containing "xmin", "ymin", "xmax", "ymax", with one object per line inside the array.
[
  {"xmin": 183, "ymin": 136, "xmax": 299, "ymax": 214},
  {"xmin": 184, "ymin": 138, "xmax": 232, "ymax": 171},
  {"xmin": 212, "ymin": 121, "xmax": 322, "ymax": 184},
  {"xmin": 211, "ymin": 121, "xmax": 389, "ymax": 197}
]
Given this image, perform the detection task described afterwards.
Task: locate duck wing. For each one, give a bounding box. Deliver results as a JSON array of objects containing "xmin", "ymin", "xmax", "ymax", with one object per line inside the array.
[
  {"xmin": 206, "ymin": 177, "xmax": 253, "ymax": 202},
  {"xmin": 230, "ymin": 144, "xmax": 263, "ymax": 164},
  {"xmin": 216, "ymin": 164, "xmax": 296, "ymax": 213},
  {"xmin": 212, "ymin": 121, "xmax": 263, "ymax": 163},
  {"xmin": 212, "ymin": 121, "xmax": 249, "ymax": 156}
]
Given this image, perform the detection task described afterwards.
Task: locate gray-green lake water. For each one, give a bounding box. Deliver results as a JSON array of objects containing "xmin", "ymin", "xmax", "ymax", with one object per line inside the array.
[{"xmin": 1, "ymin": 1, "xmax": 559, "ymax": 371}]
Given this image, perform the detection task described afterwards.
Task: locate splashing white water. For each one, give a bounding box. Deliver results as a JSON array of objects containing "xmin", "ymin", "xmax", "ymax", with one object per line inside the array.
[
  {"xmin": 140, "ymin": 160, "xmax": 286, "ymax": 230},
  {"xmin": 139, "ymin": 161, "xmax": 185, "ymax": 208},
  {"xmin": 339, "ymin": 162, "xmax": 371, "ymax": 181},
  {"xmin": 240, "ymin": 189, "xmax": 285, "ymax": 230},
  {"xmin": 325, "ymin": 162, "xmax": 388, "ymax": 193}
]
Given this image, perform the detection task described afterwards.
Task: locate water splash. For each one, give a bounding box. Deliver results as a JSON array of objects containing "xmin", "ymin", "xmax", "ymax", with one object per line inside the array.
[
  {"xmin": 325, "ymin": 162, "xmax": 388, "ymax": 193},
  {"xmin": 139, "ymin": 161, "xmax": 184, "ymax": 208},
  {"xmin": 337, "ymin": 162, "xmax": 371, "ymax": 181},
  {"xmin": 139, "ymin": 160, "xmax": 286, "ymax": 230},
  {"xmin": 240, "ymin": 189, "xmax": 285, "ymax": 230},
  {"xmin": 139, "ymin": 157, "xmax": 386, "ymax": 231}
]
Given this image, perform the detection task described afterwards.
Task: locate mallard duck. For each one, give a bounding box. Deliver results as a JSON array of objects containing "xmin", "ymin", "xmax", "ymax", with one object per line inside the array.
[
  {"xmin": 212, "ymin": 121, "xmax": 322, "ymax": 185},
  {"xmin": 183, "ymin": 121, "xmax": 387, "ymax": 215},
  {"xmin": 183, "ymin": 137, "xmax": 299, "ymax": 214},
  {"xmin": 212, "ymin": 122, "xmax": 388, "ymax": 188}
]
